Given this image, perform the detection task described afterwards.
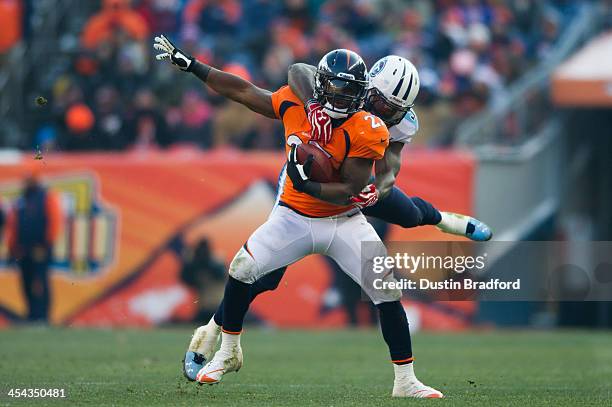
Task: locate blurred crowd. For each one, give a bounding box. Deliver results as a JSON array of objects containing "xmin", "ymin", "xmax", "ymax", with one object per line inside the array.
[{"xmin": 1, "ymin": 0, "xmax": 579, "ymax": 151}]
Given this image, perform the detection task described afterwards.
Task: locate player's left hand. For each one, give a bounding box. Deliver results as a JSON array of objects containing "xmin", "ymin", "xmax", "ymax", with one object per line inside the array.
[
  {"xmin": 153, "ymin": 35, "xmax": 194, "ymax": 71},
  {"xmin": 305, "ymin": 99, "xmax": 333, "ymax": 145},
  {"xmin": 350, "ymin": 184, "xmax": 379, "ymax": 208},
  {"xmin": 287, "ymin": 144, "xmax": 314, "ymax": 192}
]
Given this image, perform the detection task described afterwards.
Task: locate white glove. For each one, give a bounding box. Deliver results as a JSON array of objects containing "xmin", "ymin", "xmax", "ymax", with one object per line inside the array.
[{"xmin": 153, "ymin": 35, "xmax": 194, "ymax": 72}]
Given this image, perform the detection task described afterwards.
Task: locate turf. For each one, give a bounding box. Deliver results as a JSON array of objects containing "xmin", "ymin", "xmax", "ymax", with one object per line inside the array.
[{"xmin": 0, "ymin": 328, "xmax": 610, "ymax": 406}]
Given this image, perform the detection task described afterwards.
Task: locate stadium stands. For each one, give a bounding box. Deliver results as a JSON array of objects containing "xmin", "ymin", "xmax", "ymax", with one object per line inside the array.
[{"xmin": 1, "ymin": 0, "xmax": 580, "ymax": 151}]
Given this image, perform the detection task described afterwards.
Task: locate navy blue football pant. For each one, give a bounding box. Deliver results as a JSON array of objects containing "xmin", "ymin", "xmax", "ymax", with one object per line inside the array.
[{"xmin": 213, "ymin": 186, "xmax": 441, "ymax": 326}]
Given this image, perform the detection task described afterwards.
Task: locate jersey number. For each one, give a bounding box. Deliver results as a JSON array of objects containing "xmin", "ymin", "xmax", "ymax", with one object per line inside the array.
[{"xmin": 364, "ymin": 115, "xmax": 383, "ymax": 128}]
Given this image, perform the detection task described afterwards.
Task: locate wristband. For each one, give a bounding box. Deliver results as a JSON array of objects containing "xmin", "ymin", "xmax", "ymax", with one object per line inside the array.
[{"xmin": 191, "ymin": 61, "xmax": 212, "ymax": 81}]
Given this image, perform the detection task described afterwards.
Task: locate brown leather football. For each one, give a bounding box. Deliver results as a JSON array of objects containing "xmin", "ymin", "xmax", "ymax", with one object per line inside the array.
[{"xmin": 295, "ymin": 143, "xmax": 340, "ymax": 183}]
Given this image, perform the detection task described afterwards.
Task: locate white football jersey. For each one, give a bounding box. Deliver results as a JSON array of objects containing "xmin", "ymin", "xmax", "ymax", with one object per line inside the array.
[{"xmin": 389, "ymin": 109, "xmax": 418, "ymax": 144}]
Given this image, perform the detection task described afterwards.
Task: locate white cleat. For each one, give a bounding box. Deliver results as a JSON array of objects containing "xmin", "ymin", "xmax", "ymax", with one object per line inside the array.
[
  {"xmin": 392, "ymin": 377, "xmax": 444, "ymax": 398},
  {"xmin": 195, "ymin": 347, "xmax": 243, "ymax": 385}
]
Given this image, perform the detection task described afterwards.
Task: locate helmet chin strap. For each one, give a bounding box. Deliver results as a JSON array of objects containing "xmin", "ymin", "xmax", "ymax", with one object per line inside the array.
[{"xmin": 322, "ymin": 102, "xmax": 349, "ymax": 119}]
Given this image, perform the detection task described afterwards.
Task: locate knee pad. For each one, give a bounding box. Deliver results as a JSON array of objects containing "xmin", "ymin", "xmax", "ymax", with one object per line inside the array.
[{"xmin": 228, "ymin": 246, "xmax": 259, "ymax": 284}]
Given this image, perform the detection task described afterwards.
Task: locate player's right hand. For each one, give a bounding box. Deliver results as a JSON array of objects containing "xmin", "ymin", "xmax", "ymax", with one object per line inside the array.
[
  {"xmin": 153, "ymin": 35, "xmax": 194, "ymax": 72},
  {"xmin": 350, "ymin": 184, "xmax": 379, "ymax": 209},
  {"xmin": 305, "ymin": 99, "xmax": 333, "ymax": 145}
]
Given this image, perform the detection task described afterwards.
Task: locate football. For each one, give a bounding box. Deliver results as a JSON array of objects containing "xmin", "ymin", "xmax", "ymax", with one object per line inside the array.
[{"xmin": 295, "ymin": 142, "xmax": 340, "ymax": 183}]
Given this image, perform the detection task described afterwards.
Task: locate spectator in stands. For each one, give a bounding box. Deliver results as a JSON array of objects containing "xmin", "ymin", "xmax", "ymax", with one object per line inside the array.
[
  {"xmin": 129, "ymin": 88, "xmax": 173, "ymax": 149},
  {"xmin": 180, "ymin": 238, "xmax": 226, "ymax": 323},
  {"xmin": 14, "ymin": 0, "xmax": 579, "ymax": 150},
  {"xmin": 135, "ymin": 0, "xmax": 182, "ymax": 35},
  {"xmin": 183, "ymin": 0, "xmax": 242, "ymax": 37},
  {"xmin": 62, "ymin": 103, "xmax": 96, "ymax": 150},
  {"xmin": 178, "ymin": 89, "xmax": 213, "ymax": 146},
  {"xmin": 211, "ymin": 63, "xmax": 258, "ymax": 148},
  {"xmin": 81, "ymin": 0, "xmax": 149, "ymax": 50},
  {"xmin": 93, "ymin": 85, "xmax": 128, "ymax": 150},
  {"xmin": 6, "ymin": 172, "xmax": 63, "ymax": 323}
]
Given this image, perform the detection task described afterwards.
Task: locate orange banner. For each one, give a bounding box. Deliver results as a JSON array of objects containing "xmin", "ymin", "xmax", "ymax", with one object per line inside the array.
[{"xmin": 0, "ymin": 148, "xmax": 474, "ymax": 328}]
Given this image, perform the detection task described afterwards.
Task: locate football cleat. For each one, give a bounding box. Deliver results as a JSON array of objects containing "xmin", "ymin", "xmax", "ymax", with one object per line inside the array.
[
  {"xmin": 392, "ymin": 377, "xmax": 444, "ymax": 398},
  {"xmin": 436, "ymin": 212, "xmax": 492, "ymax": 242},
  {"xmin": 182, "ymin": 324, "xmax": 221, "ymax": 381},
  {"xmin": 195, "ymin": 347, "xmax": 243, "ymax": 385},
  {"xmin": 182, "ymin": 351, "xmax": 206, "ymax": 381}
]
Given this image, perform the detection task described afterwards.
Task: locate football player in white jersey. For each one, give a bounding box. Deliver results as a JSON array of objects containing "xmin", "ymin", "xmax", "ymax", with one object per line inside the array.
[{"xmin": 183, "ymin": 55, "xmax": 491, "ymax": 398}]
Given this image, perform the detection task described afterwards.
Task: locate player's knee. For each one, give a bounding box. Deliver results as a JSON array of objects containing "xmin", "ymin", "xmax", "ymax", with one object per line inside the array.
[
  {"xmin": 373, "ymin": 288, "xmax": 402, "ymax": 304},
  {"xmin": 369, "ymin": 272, "xmax": 402, "ymax": 304},
  {"xmin": 411, "ymin": 197, "xmax": 440, "ymax": 226},
  {"xmin": 228, "ymin": 247, "xmax": 259, "ymax": 284},
  {"xmin": 398, "ymin": 205, "xmax": 423, "ymax": 228}
]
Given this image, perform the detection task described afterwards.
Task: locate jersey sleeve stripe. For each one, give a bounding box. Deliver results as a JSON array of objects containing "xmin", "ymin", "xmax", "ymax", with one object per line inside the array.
[{"xmin": 279, "ymin": 100, "xmax": 298, "ymax": 120}]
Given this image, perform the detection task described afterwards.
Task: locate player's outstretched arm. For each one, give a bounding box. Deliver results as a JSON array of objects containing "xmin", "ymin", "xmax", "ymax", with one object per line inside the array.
[
  {"xmin": 288, "ymin": 63, "xmax": 316, "ymax": 103},
  {"xmin": 154, "ymin": 35, "xmax": 276, "ymax": 119},
  {"xmin": 374, "ymin": 141, "xmax": 404, "ymax": 199},
  {"xmin": 287, "ymin": 145, "xmax": 373, "ymax": 205}
]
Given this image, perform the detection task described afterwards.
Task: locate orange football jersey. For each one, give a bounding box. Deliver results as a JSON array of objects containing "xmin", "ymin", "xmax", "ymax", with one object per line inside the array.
[{"xmin": 271, "ymin": 86, "xmax": 389, "ymax": 217}]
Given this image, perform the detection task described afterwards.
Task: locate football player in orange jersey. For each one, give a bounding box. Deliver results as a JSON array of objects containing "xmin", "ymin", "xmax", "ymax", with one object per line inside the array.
[{"xmin": 155, "ymin": 35, "xmax": 443, "ymax": 398}]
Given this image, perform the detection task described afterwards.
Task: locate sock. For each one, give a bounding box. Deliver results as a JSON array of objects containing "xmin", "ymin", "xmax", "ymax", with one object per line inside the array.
[
  {"xmin": 221, "ymin": 276, "xmax": 252, "ymax": 333},
  {"xmin": 188, "ymin": 316, "xmax": 221, "ymax": 354},
  {"xmin": 394, "ymin": 362, "xmax": 416, "ymax": 382},
  {"xmin": 218, "ymin": 331, "xmax": 241, "ymax": 357},
  {"xmin": 376, "ymin": 301, "xmax": 413, "ymax": 363},
  {"xmin": 437, "ymin": 212, "xmax": 470, "ymax": 234}
]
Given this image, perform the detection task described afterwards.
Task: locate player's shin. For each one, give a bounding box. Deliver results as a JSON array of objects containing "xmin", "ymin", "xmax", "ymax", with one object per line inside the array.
[
  {"xmin": 376, "ymin": 301, "xmax": 443, "ymax": 398},
  {"xmin": 213, "ymin": 268, "xmax": 285, "ymax": 326},
  {"xmin": 221, "ymin": 276, "xmax": 252, "ymax": 334},
  {"xmin": 376, "ymin": 301, "xmax": 413, "ymax": 364}
]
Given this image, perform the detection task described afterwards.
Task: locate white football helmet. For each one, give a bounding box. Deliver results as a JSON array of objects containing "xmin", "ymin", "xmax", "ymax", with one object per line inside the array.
[{"xmin": 366, "ymin": 56, "xmax": 420, "ymax": 126}]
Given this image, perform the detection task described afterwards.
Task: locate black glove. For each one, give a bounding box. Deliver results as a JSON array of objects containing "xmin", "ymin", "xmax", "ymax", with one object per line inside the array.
[
  {"xmin": 287, "ymin": 144, "xmax": 317, "ymax": 194},
  {"xmin": 153, "ymin": 35, "xmax": 195, "ymax": 72}
]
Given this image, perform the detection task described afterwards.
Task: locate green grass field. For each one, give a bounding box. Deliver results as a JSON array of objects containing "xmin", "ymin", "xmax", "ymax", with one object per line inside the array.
[{"xmin": 0, "ymin": 328, "xmax": 610, "ymax": 406}]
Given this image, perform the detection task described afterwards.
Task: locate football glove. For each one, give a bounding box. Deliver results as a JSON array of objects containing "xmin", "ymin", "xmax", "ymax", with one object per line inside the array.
[
  {"xmin": 286, "ymin": 144, "xmax": 314, "ymax": 192},
  {"xmin": 350, "ymin": 184, "xmax": 379, "ymax": 209},
  {"xmin": 153, "ymin": 35, "xmax": 194, "ymax": 71},
  {"xmin": 305, "ymin": 99, "xmax": 333, "ymax": 145}
]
